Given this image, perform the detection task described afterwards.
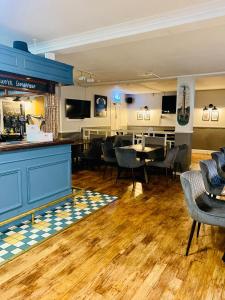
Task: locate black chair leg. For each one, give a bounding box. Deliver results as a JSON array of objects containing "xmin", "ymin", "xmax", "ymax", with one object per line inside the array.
[
  {"xmin": 222, "ymin": 252, "xmax": 225, "ymax": 263},
  {"xmin": 110, "ymin": 164, "xmax": 113, "ymax": 177},
  {"xmin": 103, "ymin": 164, "xmax": 107, "ymax": 178},
  {"xmin": 116, "ymin": 166, "xmax": 121, "ymax": 183},
  {"xmin": 143, "ymin": 166, "xmax": 148, "ymax": 183},
  {"xmin": 131, "ymin": 168, "xmax": 135, "ymax": 188},
  {"xmin": 186, "ymin": 220, "xmax": 197, "ymax": 256},
  {"xmin": 197, "ymin": 222, "xmax": 201, "ymax": 238}
]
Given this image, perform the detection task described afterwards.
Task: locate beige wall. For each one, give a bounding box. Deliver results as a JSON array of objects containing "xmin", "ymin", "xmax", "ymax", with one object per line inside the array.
[
  {"xmin": 126, "ymin": 92, "xmax": 176, "ymax": 127},
  {"xmin": 60, "ymin": 85, "xmax": 128, "ymax": 133},
  {"xmin": 59, "ymin": 85, "xmax": 225, "ymax": 133},
  {"xmin": 194, "ymin": 89, "xmax": 225, "ymax": 128}
]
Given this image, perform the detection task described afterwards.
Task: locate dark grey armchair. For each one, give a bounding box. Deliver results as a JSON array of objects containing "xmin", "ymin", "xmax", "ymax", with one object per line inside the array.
[
  {"xmin": 115, "ymin": 147, "xmax": 147, "ymax": 187},
  {"xmin": 220, "ymin": 147, "xmax": 225, "ymax": 154},
  {"xmin": 147, "ymin": 146, "xmax": 179, "ymax": 177},
  {"xmin": 199, "ymin": 159, "xmax": 225, "ymax": 197},
  {"xmin": 114, "ymin": 135, "xmax": 133, "ymax": 147},
  {"xmin": 101, "ymin": 142, "xmax": 117, "ymax": 177},
  {"xmin": 211, "ymin": 151, "xmax": 225, "ymax": 179},
  {"xmin": 174, "ymin": 144, "xmax": 189, "ymax": 173},
  {"xmin": 180, "ymin": 170, "xmax": 225, "ymax": 258},
  {"xmin": 144, "ymin": 136, "xmax": 165, "ymax": 161}
]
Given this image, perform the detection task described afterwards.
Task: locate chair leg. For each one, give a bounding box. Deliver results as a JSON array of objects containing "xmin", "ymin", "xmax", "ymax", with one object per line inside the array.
[
  {"xmin": 110, "ymin": 165, "xmax": 113, "ymax": 177},
  {"xmin": 143, "ymin": 166, "xmax": 148, "ymax": 183},
  {"xmin": 116, "ymin": 166, "xmax": 121, "ymax": 183},
  {"xmin": 222, "ymin": 252, "xmax": 225, "ymax": 263},
  {"xmin": 165, "ymin": 168, "xmax": 168, "ymax": 177},
  {"xmin": 186, "ymin": 220, "xmax": 197, "ymax": 256},
  {"xmin": 103, "ymin": 164, "xmax": 107, "ymax": 178},
  {"xmin": 197, "ymin": 222, "xmax": 201, "ymax": 238},
  {"xmin": 131, "ymin": 168, "xmax": 135, "ymax": 188}
]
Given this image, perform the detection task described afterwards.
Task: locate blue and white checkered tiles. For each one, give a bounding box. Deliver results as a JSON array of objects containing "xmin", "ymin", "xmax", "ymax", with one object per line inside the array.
[{"xmin": 0, "ymin": 190, "xmax": 117, "ymax": 265}]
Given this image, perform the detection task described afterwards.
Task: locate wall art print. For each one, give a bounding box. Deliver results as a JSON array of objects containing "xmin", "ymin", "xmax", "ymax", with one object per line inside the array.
[
  {"xmin": 202, "ymin": 110, "xmax": 210, "ymax": 121},
  {"xmin": 137, "ymin": 111, "xmax": 144, "ymax": 120},
  {"xmin": 94, "ymin": 95, "xmax": 107, "ymax": 117},
  {"xmin": 211, "ymin": 110, "xmax": 219, "ymax": 121}
]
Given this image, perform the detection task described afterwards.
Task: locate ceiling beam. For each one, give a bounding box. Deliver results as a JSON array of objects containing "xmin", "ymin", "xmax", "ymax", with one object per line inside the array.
[{"xmin": 30, "ymin": 1, "xmax": 225, "ymax": 54}]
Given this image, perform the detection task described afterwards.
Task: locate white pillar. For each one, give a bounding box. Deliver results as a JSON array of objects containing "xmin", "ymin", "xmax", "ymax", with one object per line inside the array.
[{"xmin": 175, "ymin": 76, "xmax": 196, "ymax": 171}]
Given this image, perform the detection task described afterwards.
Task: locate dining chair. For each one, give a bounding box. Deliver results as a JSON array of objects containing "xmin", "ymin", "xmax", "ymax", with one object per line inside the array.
[
  {"xmin": 180, "ymin": 170, "xmax": 225, "ymax": 257},
  {"xmin": 114, "ymin": 135, "xmax": 133, "ymax": 147},
  {"xmin": 144, "ymin": 136, "xmax": 165, "ymax": 161},
  {"xmin": 115, "ymin": 147, "xmax": 147, "ymax": 187},
  {"xmin": 174, "ymin": 144, "xmax": 189, "ymax": 174},
  {"xmin": 199, "ymin": 159, "xmax": 225, "ymax": 197},
  {"xmin": 220, "ymin": 147, "xmax": 225, "ymax": 154},
  {"xmin": 79, "ymin": 137, "xmax": 104, "ymax": 169},
  {"xmin": 146, "ymin": 146, "xmax": 179, "ymax": 177},
  {"xmin": 211, "ymin": 151, "xmax": 225, "ymax": 179},
  {"xmin": 101, "ymin": 141, "xmax": 117, "ymax": 177},
  {"xmin": 144, "ymin": 136, "xmax": 165, "ymax": 147}
]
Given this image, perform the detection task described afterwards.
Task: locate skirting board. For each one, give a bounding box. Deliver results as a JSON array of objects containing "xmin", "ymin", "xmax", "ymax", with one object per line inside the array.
[{"xmin": 192, "ymin": 149, "xmax": 215, "ymax": 155}]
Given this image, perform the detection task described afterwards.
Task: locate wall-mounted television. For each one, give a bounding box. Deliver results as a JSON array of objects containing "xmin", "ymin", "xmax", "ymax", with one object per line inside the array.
[
  {"xmin": 162, "ymin": 95, "xmax": 177, "ymax": 114},
  {"xmin": 65, "ymin": 99, "xmax": 91, "ymax": 119}
]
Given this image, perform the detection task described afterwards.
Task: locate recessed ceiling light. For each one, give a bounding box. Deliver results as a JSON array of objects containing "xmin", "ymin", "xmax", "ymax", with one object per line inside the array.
[{"xmin": 138, "ymin": 72, "xmax": 154, "ymax": 77}]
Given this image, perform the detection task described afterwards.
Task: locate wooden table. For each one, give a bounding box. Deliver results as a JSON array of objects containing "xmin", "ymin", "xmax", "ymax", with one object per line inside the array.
[{"xmin": 120, "ymin": 144, "xmax": 162, "ymax": 154}]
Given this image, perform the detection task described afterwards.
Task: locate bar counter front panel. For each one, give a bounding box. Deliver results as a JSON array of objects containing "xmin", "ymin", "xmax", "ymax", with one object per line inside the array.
[{"xmin": 0, "ymin": 142, "xmax": 72, "ymax": 226}]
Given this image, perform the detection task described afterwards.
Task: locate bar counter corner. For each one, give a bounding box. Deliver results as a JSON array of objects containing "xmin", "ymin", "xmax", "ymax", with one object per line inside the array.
[{"xmin": 0, "ymin": 139, "xmax": 73, "ymax": 228}]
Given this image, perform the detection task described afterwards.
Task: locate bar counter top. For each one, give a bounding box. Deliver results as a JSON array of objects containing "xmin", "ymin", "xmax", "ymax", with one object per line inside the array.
[{"xmin": 0, "ymin": 139, "xmax": 74, "ymax": 152}]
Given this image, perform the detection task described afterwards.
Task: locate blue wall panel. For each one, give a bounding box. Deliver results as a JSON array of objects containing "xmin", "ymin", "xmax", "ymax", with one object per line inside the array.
[
  {"xmin": 27, "ymin": 159, "xmax": 70, "ymax": 204},
  {"xmin": 0, "ymin": 169, "xmax": 23, "ymax": 214},
  {"xmin": 0, "ymin": 145, "xmax": 72, "ymax": 225},
  {"xmin": 0, "ymin": 43, "xmax": 73, "ymax": 85}
]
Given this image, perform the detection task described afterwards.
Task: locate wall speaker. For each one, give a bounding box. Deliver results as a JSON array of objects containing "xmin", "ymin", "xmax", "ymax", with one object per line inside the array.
[{"xmin": 125, "ymin": 96, "xmax": 134, "ymax": 104}]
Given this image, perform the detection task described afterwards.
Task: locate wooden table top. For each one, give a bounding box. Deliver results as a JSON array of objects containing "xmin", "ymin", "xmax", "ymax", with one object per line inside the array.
[{"xmin": 120, "ymin": 144, "xmax": 162, "ymax": 153}]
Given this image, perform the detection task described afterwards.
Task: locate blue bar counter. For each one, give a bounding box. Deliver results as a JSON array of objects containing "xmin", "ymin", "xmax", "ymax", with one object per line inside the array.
[{"xmin": 0, "ymin": 140, "xmax": 72, "ymax": 227}]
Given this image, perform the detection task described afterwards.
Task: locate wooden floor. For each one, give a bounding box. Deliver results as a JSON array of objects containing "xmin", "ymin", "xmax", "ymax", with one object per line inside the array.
[{"xmin": 0, "ymin": 154, "xmax": 225, "ymax": 300}]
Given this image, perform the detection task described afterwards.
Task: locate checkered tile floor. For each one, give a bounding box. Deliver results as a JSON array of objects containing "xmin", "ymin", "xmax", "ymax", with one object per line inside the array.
[{"xmin": 0, "ymin": 189, "xmax": 117, "ymax": 266}]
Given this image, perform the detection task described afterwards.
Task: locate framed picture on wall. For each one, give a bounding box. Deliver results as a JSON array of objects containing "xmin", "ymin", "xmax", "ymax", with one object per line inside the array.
[
  {"xmin": 94, "ymin": 95, "xmax": 107, "ymax": 117},
  {"xmin": 144, "ymin": 112, "xmax": 150, "ymax": 120},
  {"xmin": 202, "ymin": 110, "xmax": 210, "ymax": 121},
  {"xmin": 211, "ymin": 110, "xmax": 219, "ymax": 121},
  {"xmin": 137, "ymin": 112, "xmax": 143, "ymax": 120}
]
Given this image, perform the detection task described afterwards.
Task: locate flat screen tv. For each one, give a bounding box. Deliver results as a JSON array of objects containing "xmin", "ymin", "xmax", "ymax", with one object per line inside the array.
[
  {"xmin": 65, "ymin": 99, "xmax": 91, "ymax": 119},
  {"xmin": 162, "ymin": 95, "xmax": 177, "ymax": 114}
]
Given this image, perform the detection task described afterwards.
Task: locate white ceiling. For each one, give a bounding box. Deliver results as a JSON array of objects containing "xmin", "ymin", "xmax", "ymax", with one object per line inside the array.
[
  {"xmin": 0, "ymin": 0, "xmax": 211, "ymax": 47},
  {"xmin": 57, "ymin": 19, "xmax": 225, "ymax": 82},
  {"xmin": 1, "ymin": 0, "xmax": 225, "ymax": 90}
]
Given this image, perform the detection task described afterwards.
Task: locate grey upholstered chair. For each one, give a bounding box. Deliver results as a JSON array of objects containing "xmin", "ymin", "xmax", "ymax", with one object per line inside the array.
[
  {"xmin": 174, "ymin": 144, "xmax": 189, "ymax": 173},
  {"xmin": 115, "ymin": 147, "xmax": 147, "ymax": 187},
  {"xmin": 114, "ymin": 135, "xmax": 133, "ymax": 147},
  {"xmin": 220, "ymin": 147, "xmax": 225, "ymax": 154},
  {"xmin": 145, "ymin": 136, "xmax": 165, "ymax": 147},
  {"xmin": 211, "ymin": 151, "xmax": 225, "ymax": 179},
  {"xmin": 79, "ymin": 137, "xmax": 104, "ymax": 169},
  {"xmin": 180, "ymin": 170, "xmax": 225, "ymax": 257},
  {"xmin": 101, "ymin": 142, "xmax": 117, "ymax": 177},
  {"xmin": 144, "ymin": 136, "xmax": 165, "ymax": 161},
  {"xmin": 199, "ymin": 159, "xmax": 225, "ymax": 197},
  {"xmin": 147, "ymin": 146, "xmax": 179, "ymax": 177}
]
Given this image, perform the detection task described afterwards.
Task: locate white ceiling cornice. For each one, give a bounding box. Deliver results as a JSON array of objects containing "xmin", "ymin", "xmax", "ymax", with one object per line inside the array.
[{"xmin": 29, "ymin": 0, "xmax": 225, "ymax": 54}]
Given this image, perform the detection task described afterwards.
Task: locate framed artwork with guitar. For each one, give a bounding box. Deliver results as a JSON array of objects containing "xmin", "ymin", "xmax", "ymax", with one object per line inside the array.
[{"xmin": 177, "ymin": 85, "xmax": 190, "ymax": 126}]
